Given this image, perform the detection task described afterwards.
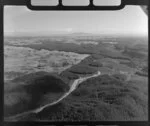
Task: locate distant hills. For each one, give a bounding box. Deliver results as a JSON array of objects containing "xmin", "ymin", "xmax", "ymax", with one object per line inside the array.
[{"xmin": 4, "ymin": 31, "xmax": 148, "ymax": 38}]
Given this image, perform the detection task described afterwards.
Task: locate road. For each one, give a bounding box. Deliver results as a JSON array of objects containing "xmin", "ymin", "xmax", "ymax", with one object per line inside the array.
[{"xmin": 5, "ymin": 71, "xmax": 101, "ymax": 121}]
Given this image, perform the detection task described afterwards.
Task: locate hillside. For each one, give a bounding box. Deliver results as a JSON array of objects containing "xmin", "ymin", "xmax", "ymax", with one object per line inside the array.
[
  {"xmin": 4, "ymin": 72, "xmax": 69, "ymax": 117},
  {"xmin": 32, "ymin": 74, "xmax": 148, "ymax": 121}
]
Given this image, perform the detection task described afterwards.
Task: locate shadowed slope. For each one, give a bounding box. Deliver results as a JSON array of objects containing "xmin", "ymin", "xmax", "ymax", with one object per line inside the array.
[{"xmin": 4, "ymin": 72, "xmax": 69, "ymax": 117}]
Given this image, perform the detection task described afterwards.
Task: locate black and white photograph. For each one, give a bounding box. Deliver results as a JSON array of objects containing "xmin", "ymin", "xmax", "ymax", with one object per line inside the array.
[{"xmin": 4, "ymin": 0, "xmax": 148, "ymax": 122}]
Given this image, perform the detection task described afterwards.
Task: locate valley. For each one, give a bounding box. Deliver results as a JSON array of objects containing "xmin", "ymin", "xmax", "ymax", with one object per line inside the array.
[{"xmin": 4, "ymin": 35, "xmax": 148, "ymax": 121}]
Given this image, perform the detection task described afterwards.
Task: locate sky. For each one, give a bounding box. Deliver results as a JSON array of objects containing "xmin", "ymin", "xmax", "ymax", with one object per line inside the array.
[{"xmin": 4, "ymin": 2, "xmax": 148, "ymax": 36}]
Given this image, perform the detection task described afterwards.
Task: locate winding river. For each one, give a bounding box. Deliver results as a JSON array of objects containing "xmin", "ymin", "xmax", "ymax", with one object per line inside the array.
[{"xmin": 5, "ymin": 71, "xmax": 101, "ymax": 121}]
